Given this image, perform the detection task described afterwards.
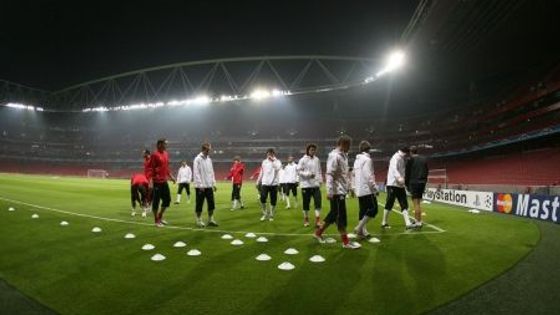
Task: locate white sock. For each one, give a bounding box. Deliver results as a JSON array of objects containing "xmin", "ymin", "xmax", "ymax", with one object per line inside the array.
[
  {"xmin": 357, "ymin": 215, "xmax": 371, "ymax": 233},
  {"xmin": 270, "ymin": 206, "xmax": 276, "ymax": 217},
  {"xmin": 382, "ymin": 209, "xmax": 390, "ymax": 225},
  {"xmin": 314, "ymin": 209, "xmax": 321, "ymax": 218},
  {"xmin": 261, "ymin": 203, "xmax": 268, "ymax": 215},
  {"xmin": 402, "ymin": 209, "xmax": 412, "ymax": 226},
  {"xmin": 232, "ymin": 200, "xmax": 238, "ymax": 209},
  {"xmin": 176, "ymin": 194, "xmax": 181, "ymax": 203},
  {"xmin": 240, "ymin": 200, "xmax": 244, "ymax": 207},
  {"xmin": 209, "ymin": 215, "xmax": 214, "ymax": 222},
  {"xmin": 286, "ymin": 198, "xmax": 291, "ymax": 208},
  {"xmin": 303, "ymin": 210, "xmax": 309, "ymax": 219}
]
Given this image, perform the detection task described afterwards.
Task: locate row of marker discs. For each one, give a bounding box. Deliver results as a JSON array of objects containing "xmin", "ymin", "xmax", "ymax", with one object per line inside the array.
[
  {"xmin": 8, "ymin": 206, "xmax": 378, "ymax": 270},
  {"xmin": 142, "ymin": 233, "xmax": 327, "ymax": 270}
]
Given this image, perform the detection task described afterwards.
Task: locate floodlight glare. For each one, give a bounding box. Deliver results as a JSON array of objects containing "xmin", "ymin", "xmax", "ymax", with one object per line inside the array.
[
  {"xmin": 250, "ymin": 89, "xmax": 271, "ymax": 100},
  {"xmin": 386, "ymin": 50, "xmax": 405, "ymax": 71},
  {"xmin": 373, "ymin": 49, "xmax": 406, "ymax": 78}
]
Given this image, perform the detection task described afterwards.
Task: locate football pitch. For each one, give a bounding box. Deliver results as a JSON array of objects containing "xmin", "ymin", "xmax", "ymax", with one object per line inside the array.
[{"xmin": 0, "ymin": 173, "xmax": 540, "ymax": 315}]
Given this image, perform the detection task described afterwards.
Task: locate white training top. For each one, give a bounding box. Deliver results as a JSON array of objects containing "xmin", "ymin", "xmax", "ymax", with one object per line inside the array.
[
  {"xmin": 278, "ymin": 168, "xmax": 287, "ymax": 184},
  {"xmin": 386, "ymin": 150, "xmax": 406, "ymax": 188},
  {"xmin": 297, "ymin": 155, "xmax": 322, "ymax": 188},
  {"xmin": 258, "ymin": 158, "xmax": 282, "ymax": 186},
  {"xmin": 326, "ymin": 148, "xmax": 349, "ymax": 196},
  {"xmin": 176, "ymin": 165, "xmax": 192, "ymax": 184},
  {"xmin": 283, "ymin": 162, "xmax": 298, "ymax": 183},
  {"xmin": 353, "ymin": 152, "xmax": 377, "ymax": 197},
  {"xmin": 193, "ymin": 153, "xmax": 216, "ymax": 188}
]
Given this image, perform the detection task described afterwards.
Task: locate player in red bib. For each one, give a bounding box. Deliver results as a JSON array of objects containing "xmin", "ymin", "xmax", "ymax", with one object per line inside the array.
[
  {"xmin": 226, "ymin": 156, "xmax": 245, "ymax": 210},
  {"xmin": 149, "ymin": 139, "xmax": 176, "ymax": 227},
  {"xmin": 130, "ymin": 173, "xmax": 149, "ymax": 218}
]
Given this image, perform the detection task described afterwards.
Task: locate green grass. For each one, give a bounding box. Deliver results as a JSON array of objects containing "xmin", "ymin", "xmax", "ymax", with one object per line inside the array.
[{"xmin": 0, "ymin": 173, "xmax": 540, "ymax": 315}]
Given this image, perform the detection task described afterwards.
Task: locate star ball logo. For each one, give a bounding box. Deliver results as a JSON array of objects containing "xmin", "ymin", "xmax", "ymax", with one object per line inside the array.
[{"xmin": 496, "ymin": 193, "xmax": 513, "ymax": 213}]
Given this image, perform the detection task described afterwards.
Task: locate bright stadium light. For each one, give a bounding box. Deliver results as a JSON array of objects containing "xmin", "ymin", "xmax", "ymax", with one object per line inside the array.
[
  {"xmin": 5, "ymin": 102, "xmax": 39, "ymax": 111},
  {"xmin": 386, "ymin": 50, "xmax": 405, "ymax": 71},
  {"xmin": 192, "ymin": 95, "xmax": 211, "ymax": 105},
  {"xmin": 250, "ymin": 89, "xmax": 271, "ymax": 100},
  {"xmin": 374, "ymin": 49, "xmax": 406, "ymax": 78}
]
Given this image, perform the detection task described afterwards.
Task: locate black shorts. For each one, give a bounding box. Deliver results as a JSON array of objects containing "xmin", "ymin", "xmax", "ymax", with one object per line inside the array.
[
  {"xmin": 358, "ymin": 194, "xmax": 378, "ymax": 219},
  {"xmin": 260, "ymin": 185, "xmax": 278, "ymax": 206},
  {"xmin": 177, "ymin": 182, "xmax": 191, "ymax": 195},
  {"xmin": 131, "ymin": 184, "xmax": 148, "ymax": 207},
  {"xmin": 408, "ymin": 183, "xmax": 426, "ymax": 199},
  {"xmin": 302, "ymin": 187, "xmax": 322, "ymax": 211},
  {"xmin": 285, "ymin": 183, "xmax": 298, "ymax": 197},
  {"xmin": 384, "ymin": 186, "xmax": 408, "ymax": 212},
  {"xmin": 324, "ymin": 195, "xmax": 347, "ymax": 229},
  {"xmin": 152, "ymin": 182, "xmax": 171, "ymax": 211},
  {"xmin": 231, "ymin": 183, "xmax": 242, "ymax": 200},
  {"xmin": 195, "ymin": 187, "xmax": 215, "ymax": 213}
]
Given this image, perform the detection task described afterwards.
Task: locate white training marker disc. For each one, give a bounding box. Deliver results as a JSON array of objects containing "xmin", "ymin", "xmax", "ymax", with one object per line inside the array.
[
  {"xmin": 187, "ymin": 249, "xmax": 202, "ymax": 256},
  {"xmin": 142, "ymin": 244, "xmax": 155, "ymax": 251},
  {"xmin": 348, "ymin": 233, "xmax": 357, "ymax": 239},
  {"xmin": 256, "ymin": 254, "xmax": 272, "ymax": 261},
  {"xmin": 151, "ymin": 253, "xmax": 166, "ymax": 261},
  {"xmin": 230, "ymin": 239, "xmax": 244, "ymax": 246},
  {"xmin": 60, "ymin": 221, "xmax": 69, "ymax": 226},
  {"xmin": 173, "ymin": 241, "xmax": 187, "ymax": 248},
  {"xmin": 369, "ymin": 237, "xmax": 381, "ymax": 244},
  {"xmin": 284, "ymin": 248, "xmax": 299, "ymax": 255},
  {"xmin": 351, "ymin": 241, "xmax": 362, "ymax": 249},
  {"xmin": 91, "ymin": 227, "xmax": 102, "ymax": 233},
  {"xmin": 124, "ymin": 233, "xmax": 136, "ymax": 239},
  {"xmin": 309, "ymin": 255, "xmax": 326, "ymax": 263},
  {"xmin": 278, "ymin": 262, "xmax": 295, "ymax": 271},
  {"xmin": 221, "ymin": 234, "xmax": 234, "ymax": 240},
  {"xmin": 8, "ymin": 207, "xmax": 15, "ymax": 212},
  {"xmin": 325, "ymin": 237, "xmax": 337, "ymax": 244},
  {"xmin": 245, "ymin": 232, "xmax": 257, "ymax": 238},
  {"xmin": 31, "ymin": 214, "xmax": 39, "ymax": 219},
  {"xmin": 256, "ymin": 236, "xmax": 269, "ymax": 243},
  {"xmin": 468, "ymin": 209, "xmax": 481, "ymax": 214}
]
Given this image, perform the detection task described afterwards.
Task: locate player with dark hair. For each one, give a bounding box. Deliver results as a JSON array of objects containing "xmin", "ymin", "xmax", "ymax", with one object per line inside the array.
[
  {"xmin": 297, "ymin": 143, "xmax": 323, "ymax": 227},
  {"xmin": 193, "ymin": 143, "xmax": 218, "ymax": 227},
  {"xmin": 150, "ymin": 139, "xmax": 176, "ymax": 227},
  {"xmin": 257, "ymin": 148, "xmax": 282, "ymax": 221},
  {"xmin": 130, "ymin": 173, "xmax": 149, "ymax": 218},
  {"xmin": 353, "ymin": 140, "xmax": 378, "ymax": 239},
  {"xmin": 382, "ymin": 146, "xmax": 413, "ymax": 229},
  {"xmin": 175, "ymin": 160, "xmax": 192, "ymax": 204},
  {"xmin": 406, "ymin": 145, "xmax": 429, "ymax": 228},
  {"xmin": 227, "ymin": 156, "xmax": 245, "ymax": 210},
  {"xmin": 314, "ymin": 136, "xmax": 360, "ymax": 249}
]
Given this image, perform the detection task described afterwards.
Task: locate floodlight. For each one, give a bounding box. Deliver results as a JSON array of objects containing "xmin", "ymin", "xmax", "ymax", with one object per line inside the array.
[{"xmin": 250, "ymin": 89, "xmax": 271, "ymax": 100}]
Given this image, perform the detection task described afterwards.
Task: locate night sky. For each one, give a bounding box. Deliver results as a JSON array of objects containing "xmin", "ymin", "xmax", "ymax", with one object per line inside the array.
[{"xmin": 0, "ymin": 0, "xmax": 417, "ymax": 90}]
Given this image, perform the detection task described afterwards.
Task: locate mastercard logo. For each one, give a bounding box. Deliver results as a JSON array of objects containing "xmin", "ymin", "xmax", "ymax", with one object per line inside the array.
[{"xmin": 496, "ymin": 193, "xmax": 513, "ymax": 213}]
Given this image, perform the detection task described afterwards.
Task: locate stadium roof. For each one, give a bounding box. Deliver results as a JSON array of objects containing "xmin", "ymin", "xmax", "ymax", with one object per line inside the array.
[{"xmin": 1, "ymin": 0, "xmax": 559, "ymax": 113}]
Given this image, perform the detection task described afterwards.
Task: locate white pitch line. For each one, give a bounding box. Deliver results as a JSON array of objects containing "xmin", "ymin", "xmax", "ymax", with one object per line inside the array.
[
  {"xmin": 0, "ymin": 196, "xmax": 445, "ymax": 237},
  {"xmin": 377, "ymin": 202, "xmax": 447, "ymax": 233}
]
